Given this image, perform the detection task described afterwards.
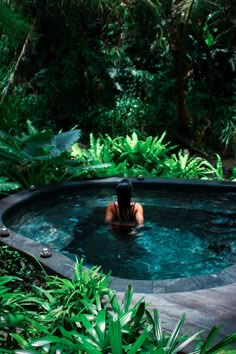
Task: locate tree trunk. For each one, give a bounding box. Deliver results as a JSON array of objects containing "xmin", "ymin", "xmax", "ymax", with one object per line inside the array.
[
  {"xmin": 170, "ymin": 21, "xmax": 191, "ymax": 137},
  {"xmin": 169, "ymin": 0, "xmax": 196, "ymax": 138}
]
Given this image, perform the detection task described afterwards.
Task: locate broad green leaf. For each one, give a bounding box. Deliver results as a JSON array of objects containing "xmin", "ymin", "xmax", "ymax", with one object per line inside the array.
[
  {"xmin": 110, "ymin": 313, "xmax": 122, "ymax": 354},
  {"xmin": 49, "ymin": 130, "xmax": 81, "ymax": 157},
  {"xmin": 76, "ymin": 333, "xmax": 102, "ymax": 354},
  {"xmin": 10, "ymin": 333, "xmax": 29, "ymax": 348},
  {"xmin": 172, "ymin": 330, "xmax": 203, "ymax": 354},
  {"xmin": 96, "ymin": 309, "xmax": 107, "ymax": 346},
  {"xmin": 121, "ymin": 284, "xmax": 134, "ymax": 312},
  {"xmin": 132, "ymin": 301, "xmax": 146, "ymax": 329},
  {"xmin": 127, "ymin": 325, "xmax": 152, "ymax": 354},
  {"xmin": 200, "ymin": 326, "xmax": 236, "ymax": 353}
]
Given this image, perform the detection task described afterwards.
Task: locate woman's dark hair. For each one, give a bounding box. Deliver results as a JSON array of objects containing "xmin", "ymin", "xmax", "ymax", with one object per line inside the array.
[{"xmin": 116, "ymin": 179, "xmax": 133, "ymax": 220}]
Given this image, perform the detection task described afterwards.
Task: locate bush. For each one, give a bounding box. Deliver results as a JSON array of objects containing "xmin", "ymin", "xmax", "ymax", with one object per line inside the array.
[{"xmin": 0, "ymin": 255, "xmax": 236, "ymax": 353}]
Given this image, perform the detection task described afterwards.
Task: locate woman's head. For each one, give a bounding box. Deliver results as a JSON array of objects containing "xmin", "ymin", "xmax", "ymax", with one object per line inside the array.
[{"xmin": 116, "ymin": 179, "xmax": 132, "ymax": 208}]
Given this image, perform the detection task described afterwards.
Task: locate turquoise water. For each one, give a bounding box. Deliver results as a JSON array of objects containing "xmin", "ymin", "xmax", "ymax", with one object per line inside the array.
[{"xmin": 7, "ymin": 188, "xmax": 236, "ymax": 280}]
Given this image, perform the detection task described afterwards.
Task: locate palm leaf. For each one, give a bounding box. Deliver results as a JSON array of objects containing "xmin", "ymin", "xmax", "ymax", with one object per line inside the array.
[
  {"xmin": 127, "ymin": 325, "xmax": 152, "ymax": 354},
  {"xmin": 166, "ymin": 313, "xmax": 187, "ymax": 351},
  {"xmin": 145, "ymin": 309, "xmax": 165, "ymax": 346},
  {"xmin": 110, "ymin": 293, "xmax": 122, "ymax": 315},
  {"xmin": 199, "ymin": 325, "xmax": 236, "ymax": 353},
  {"xmin": 110, "ymin": 313, "xmax": 123, "ymax": 354},
  {"xmin": 121, "ymin": 284, "xmax": 134, "ymax": 312},
  {"xmin": 95, "ymin": 309, "xmax": 107, "ymax": 347}
]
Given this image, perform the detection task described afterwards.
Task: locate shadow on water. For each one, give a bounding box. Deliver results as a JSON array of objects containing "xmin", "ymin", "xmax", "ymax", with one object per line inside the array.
[{"xmin": 203, "ymin": 212, "xmax": 236, "ymax": 256}]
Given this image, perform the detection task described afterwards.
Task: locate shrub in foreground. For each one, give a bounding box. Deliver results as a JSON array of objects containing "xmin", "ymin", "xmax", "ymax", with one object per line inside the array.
[{"xmin": 0, "ymin": 256, "xmax": 236, "ymax": 353}]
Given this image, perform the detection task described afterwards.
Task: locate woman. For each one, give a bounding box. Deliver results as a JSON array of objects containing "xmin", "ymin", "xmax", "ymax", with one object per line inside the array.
[{"xmin": 105, "ymin": 179, "xmax": 144, "ymax": 228}]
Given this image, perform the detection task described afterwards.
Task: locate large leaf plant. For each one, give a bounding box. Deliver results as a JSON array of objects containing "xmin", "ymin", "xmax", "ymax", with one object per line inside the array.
[{"xmin": 0, "ymin": 120, "xmax": 81, "ymax": 189}]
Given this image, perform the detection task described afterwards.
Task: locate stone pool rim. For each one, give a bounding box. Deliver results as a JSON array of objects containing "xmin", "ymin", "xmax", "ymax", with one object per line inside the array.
[{"xmin": 1, "ymin": 177, "xmax": 236, "ymax": 294}]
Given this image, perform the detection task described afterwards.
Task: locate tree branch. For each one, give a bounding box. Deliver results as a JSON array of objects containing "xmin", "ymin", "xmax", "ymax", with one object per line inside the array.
[{"xmin": 0, "ymin": 20, "xmax": 35, "ymax": 106}]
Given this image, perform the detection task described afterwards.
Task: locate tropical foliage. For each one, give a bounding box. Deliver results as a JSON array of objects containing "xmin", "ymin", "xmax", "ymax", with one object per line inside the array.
[
  {"xmin": 0, "ymin": 0, "xmax": 235, "ymax": 153},
  {"xmin": 0, "ymin": 125, "xmax": 230, "ymax": 194},
  {"xmin": 0, "ymin": 177, "xmax": 20, "ymax": 194},
  {"xmin": 161, "ymin": 151, "xmax": 224, "ymax": 180},
  {"xmin": 0, "ymin": 256, "xmax": 236, "ymax": 353},
  {"xmin": 44, "ymin": 130, "xmax": 230, "ymax": 181},
  {"xmin": 0, "ymin": 121, "xmax": 81, "ymax": 189},
  {"xmin": 0, "ymin": 2, "xmax": 236, "ymax": 352}
]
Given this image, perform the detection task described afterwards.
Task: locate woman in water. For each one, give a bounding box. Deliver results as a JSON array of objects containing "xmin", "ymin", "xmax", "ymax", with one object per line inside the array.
[{"xmin": 105, "ymin": 179, "xmax": 144, "ymax": 229}]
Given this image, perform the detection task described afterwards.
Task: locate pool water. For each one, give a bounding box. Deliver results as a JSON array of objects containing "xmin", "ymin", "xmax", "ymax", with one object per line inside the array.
[{"xmin": 6, "ymin": 188, "xmax": 236, "ymax": 280}]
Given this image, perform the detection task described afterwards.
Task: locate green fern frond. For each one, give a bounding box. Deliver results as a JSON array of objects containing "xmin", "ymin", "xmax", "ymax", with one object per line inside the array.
[
  {"xmin": 89, "ymin": 133, "xmax": 96, "ymax": 151},
  {"xmin": 143, "ymin": 136, "xmax": 152, "ymax": 152},
  {"xmin": 178, "ymin": 151, "xmax": 190, "ymax": 170},
  {"xmin": 26, "ymin": 119, "xmax": 39, "ymax": 136},
  {"xmin": 71, "ymin": 143, "xmax": 85, "ymax": 157}
]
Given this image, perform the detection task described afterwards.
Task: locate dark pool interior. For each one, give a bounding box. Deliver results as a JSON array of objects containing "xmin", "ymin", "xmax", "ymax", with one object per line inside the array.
[{"xmin": 5, "ymin": 186, "xmax": 236, "ymax": 281}]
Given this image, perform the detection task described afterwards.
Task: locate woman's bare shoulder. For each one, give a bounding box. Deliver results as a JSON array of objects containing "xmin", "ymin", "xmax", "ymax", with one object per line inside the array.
[
  {"xmin": 134, "ymin": 202, "xmax": 143, "ymax": 209},
  {"xmin": 106, "ymin": 201, "xmax": 117, "ymax": 210}
]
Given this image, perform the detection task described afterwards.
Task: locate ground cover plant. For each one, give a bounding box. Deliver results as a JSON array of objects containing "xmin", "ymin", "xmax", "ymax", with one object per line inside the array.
[{"xmin": 0, "ymin": 247, "xmax": 236, "ymax": 353}]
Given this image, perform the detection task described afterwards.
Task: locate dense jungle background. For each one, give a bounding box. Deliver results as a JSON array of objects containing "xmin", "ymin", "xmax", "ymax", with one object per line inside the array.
[
  {"xmin": 2, "ymin": 2, "xmax": 236, "ymax": 352},
  {"xmin": 0, "ymin": 0, "xmax": 236, "ymax": 164}
]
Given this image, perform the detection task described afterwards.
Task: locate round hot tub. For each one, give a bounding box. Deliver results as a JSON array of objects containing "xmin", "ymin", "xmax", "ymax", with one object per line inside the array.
[{"xmin": 1, "ymin": 177, "xmax": 236, "ymax": 293}]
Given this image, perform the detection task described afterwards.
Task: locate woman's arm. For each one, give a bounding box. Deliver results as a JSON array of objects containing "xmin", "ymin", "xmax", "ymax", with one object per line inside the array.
[
  {"xmin": 135, "ymin": 203, "xmax": 144, "ymax": 225},
  {"xmin": 104, "ymin": 203, "xmax": 114, "ymax": 224}
]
